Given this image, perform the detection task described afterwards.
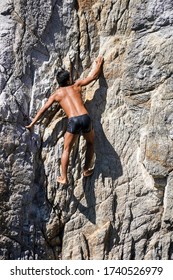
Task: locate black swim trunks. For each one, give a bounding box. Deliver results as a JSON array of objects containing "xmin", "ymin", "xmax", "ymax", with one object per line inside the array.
[{"xmin": 67, "ymin": 114, "xmax": 92, "ymax": 134}]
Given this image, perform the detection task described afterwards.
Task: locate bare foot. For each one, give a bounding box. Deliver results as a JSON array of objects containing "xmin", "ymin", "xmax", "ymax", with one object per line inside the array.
[
  {"xmin": 83, "ymin": 168, "xmax": 94, "ymax": 177},
  {"xmin": 57, "ymin": 176, "xmax": 67, "ymax": 185}
]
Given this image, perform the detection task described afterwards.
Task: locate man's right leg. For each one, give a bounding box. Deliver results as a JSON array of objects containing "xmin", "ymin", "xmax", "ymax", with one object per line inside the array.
[
  {"xmin": 83, "ymin": 128, "xmax": 95, "ymax": 177},
  {"xmin": 57, "ymin": 131, "xmax": 78, "ymax": 184}
]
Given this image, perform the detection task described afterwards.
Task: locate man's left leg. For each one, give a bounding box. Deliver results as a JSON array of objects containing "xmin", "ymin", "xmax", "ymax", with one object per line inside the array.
[
  {"xmin": 57, "ymin": 131, "xmax": 78, "ymax": 184},
  {"xmin": 83, "ymin": 128, "xmax": 95, "ymax": 177}
]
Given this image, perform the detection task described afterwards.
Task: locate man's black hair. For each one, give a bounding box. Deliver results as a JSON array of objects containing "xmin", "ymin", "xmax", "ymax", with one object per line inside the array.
[{"xmin": 56, "ymin": 70, "xmax": 70, "ymax": 87}]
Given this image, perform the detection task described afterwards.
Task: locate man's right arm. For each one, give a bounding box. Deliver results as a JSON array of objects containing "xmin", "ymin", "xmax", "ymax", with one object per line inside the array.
[
  {"xmin": 75, "ymin": 56, "xmax": 103, "ymax": 87},
  {"xmin": 25, "ymin": 94, "xmax": 56, "ymax": 129}
]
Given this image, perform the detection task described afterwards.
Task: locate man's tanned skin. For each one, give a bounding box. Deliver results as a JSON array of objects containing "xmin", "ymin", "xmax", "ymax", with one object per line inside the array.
[{"xmin": 26, "ymin": 56, "xmax": 103, "ymax": 184}]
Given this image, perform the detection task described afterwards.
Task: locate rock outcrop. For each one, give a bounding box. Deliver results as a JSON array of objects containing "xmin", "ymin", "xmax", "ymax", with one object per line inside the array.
[{"xmin": 1, "ymin": 0, "xmax": 173, "ymax": 260}]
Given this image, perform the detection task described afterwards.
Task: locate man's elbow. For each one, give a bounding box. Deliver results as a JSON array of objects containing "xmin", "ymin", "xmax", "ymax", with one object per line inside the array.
[{"xmin": 90, "ymin": 73, "xmax": 98, "ymax": 81}]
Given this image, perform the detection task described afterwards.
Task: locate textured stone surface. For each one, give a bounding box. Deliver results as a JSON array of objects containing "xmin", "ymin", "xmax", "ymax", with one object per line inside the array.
[{"xmin": 1, "ymin": 0, "xmax": 173, "ymax": 260}]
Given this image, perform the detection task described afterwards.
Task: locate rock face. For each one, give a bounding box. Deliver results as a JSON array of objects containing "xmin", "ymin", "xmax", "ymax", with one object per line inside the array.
[{"xmin": 1, "ymin": 0, "xmax": 173, "ymax": 260}]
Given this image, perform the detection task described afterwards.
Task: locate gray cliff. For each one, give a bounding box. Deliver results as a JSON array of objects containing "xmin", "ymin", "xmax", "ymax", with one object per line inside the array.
[{"xmin": 0, "ymin": 0, "xmax": 173, "ymax": 260}]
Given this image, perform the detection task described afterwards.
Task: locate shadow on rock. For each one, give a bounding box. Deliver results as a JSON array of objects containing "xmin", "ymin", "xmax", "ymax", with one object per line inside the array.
[
  {"xmin": 86, "ymin": 72, "xmax": 123, "ymax": 181},
  {"xmin": 71, "ymin": 73, "xmax": 123, "ymax": 224}
]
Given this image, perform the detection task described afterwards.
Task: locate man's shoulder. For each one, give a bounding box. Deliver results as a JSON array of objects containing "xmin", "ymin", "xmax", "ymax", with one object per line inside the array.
[
  {"xmin": 53, "ymin": 87, "xmax": 64, "ymax": 96},
  {"xmin": 53, "ymin": 84, "xmax": 80, "ymax": 98},
  {"xmin": 49, "ymin": 88, "xmax": 63, "ymax": 102}
]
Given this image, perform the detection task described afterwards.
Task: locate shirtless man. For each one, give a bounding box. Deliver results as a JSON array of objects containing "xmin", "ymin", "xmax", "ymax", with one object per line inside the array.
[{"xmin": 26, "ymin": 56, "xmax": 103, "ymax": 184}]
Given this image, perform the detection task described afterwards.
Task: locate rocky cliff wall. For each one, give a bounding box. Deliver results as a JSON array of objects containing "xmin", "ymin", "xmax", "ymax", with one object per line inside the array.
[{"xmin": 1, "ymin": 0, "xmax": 173, "ymax": 260}]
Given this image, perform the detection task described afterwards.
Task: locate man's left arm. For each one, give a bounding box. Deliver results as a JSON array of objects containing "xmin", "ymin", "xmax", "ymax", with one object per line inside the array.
[{"xmin": 25, "ymin": 95, "xmax": 55, "ymax": 129}]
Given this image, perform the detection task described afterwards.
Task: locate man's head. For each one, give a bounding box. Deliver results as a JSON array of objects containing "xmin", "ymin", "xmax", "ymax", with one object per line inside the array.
[{"xmin": 56, "ymin": 70, "xmax": 70, "ymax": 87}]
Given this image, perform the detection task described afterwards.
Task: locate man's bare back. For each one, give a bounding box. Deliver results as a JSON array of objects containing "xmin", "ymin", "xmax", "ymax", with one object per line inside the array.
[{"xmin": 53, "ymin": 83, "xmax": 88, "ymax": 118}]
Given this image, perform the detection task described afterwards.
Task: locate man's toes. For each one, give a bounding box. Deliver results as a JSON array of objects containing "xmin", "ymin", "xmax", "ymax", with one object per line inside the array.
[{"xmin": 57, "ymin": 176, "xmax": 67, "ymax": 185}]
